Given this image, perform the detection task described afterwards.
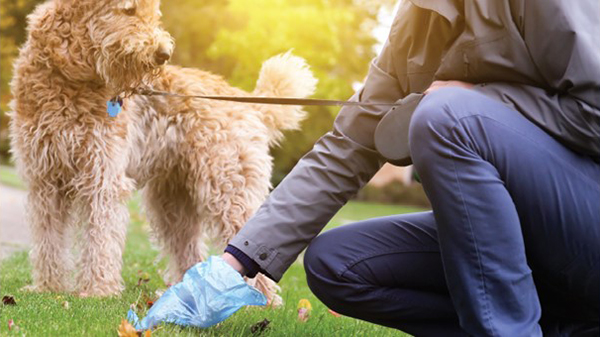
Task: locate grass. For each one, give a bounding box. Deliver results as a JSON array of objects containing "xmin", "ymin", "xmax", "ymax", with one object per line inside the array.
[
  {"xmin": 0, "ymin": 166, "xmax": 426, "ymax": 336},
  {"xmin": 0, "ymin": 165, "xmax": 25, "ymax": 190}
]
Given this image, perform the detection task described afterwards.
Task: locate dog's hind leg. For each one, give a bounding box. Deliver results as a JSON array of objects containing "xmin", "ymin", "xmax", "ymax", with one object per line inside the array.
[
  {"xmin": 143, "ymin": 176, "xmax": 207, "ymax": 284},
  {"xmin": 27, "ymin": 181, "xmax": 74, "ymax": 293},
  {"xmin": 199, "ymin": 145, "xmax": 283, "ymax": 306},
  {"xmin": 76, "ymin": 176, "xmax": 132, "ymax": 297}
]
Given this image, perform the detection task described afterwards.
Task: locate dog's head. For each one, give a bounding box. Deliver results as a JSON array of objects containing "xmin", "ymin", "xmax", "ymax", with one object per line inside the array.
[{"xmin": 86, "ymin": 0, "xmax": 174, "ymax": 94}]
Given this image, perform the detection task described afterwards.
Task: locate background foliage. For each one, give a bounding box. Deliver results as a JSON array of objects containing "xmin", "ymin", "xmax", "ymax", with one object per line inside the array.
[
  {"xmin": 0, "ymin": 0, "xmax": 395, "ymax": 181},
  {"xmin": 1, "ymin": 0, "xmax": 45, "ymax": 163}
]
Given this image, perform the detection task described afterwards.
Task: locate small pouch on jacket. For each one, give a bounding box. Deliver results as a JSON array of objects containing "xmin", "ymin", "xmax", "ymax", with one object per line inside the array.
[{"xmin": 374, "ymin": 93, "xmax": 424, "ymax": 166}]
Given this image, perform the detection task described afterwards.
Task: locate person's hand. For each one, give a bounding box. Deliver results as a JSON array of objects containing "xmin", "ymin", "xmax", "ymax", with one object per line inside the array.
[
  {"xmin": 424, "ymin": 80, "xmax": 473, "ymax": 94},
  {"xmin": 128, "ymin": 256, "xmax": 267, "ymax": 330},
  {"xmin": 222, "ymin": 252, "xmax": 248, "ymax": 275}
]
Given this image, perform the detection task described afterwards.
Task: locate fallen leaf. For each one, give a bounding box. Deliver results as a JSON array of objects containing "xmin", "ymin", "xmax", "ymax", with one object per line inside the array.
[
  {"xmin": 135, "ymin": 302, "xmax": 144, "ymax": 311},
  {"xmin": 328, "ymin": 309, "xmax": 341, "ymax": 317},
  {"xmin": 136, "ymin": 272, "xmax": 151, "ymax": 287},
  {"xmin": 62, "ymin": 301, "xmax": 70, "ymax": 310},
  {"xmin": 298, "ymin": 308, "xmax": 310, "ymax": 322},
  {"xmin": 250, "ymin": 318, "xmax": 270, "ymax": 334},
  {"xmin": 297, "ymin": 299, "xmax": 312, "ymax": 310},
  {"xmin": 139, "ymin": 292, "xmax": 156, "ymax": 309},
  {"xmin": 2, "ymin": 295, "xmax": 16, "ymax": 306},
  {"xmin": 297, "ymin": 299, "xmax": 312, "ymax": 322},
  {"xmin": 117, "ymin": 319, "xmax": 138, "ymax": 337}
]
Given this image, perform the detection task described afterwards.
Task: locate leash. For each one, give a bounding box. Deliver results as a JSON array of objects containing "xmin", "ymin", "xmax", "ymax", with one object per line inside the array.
[
  {"xmin": 134, "ymin": 88, "xmax": 404, "ymax": 107},
  {"xmin": 107, "ymin": 88, "xmax": 406, "ymax": 117}
]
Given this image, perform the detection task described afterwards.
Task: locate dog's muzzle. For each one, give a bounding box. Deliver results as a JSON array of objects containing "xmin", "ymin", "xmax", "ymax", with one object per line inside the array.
[{"xmin": 154, "ymin": 48, "xmax": 171, "ymax": 65}]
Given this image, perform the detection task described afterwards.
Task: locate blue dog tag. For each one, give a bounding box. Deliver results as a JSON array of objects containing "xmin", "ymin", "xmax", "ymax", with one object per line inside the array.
[{"xmin": 106, "ymin": 98, "xmax": 123, "ymax": 117}]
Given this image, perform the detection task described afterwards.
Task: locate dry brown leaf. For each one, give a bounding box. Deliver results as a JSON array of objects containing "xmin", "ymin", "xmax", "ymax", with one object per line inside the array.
[
  {"xmin": 297, "ymin": 299, "xmax": 312, "ymax": 322},
  {"xmin": 117, "ymin": 319, "xmax": 138, "ymax": 337},
  {"xmin": 250, "ymin": 318, "xmax": 270, "ymax": 334},
  {"xmin": 2, "ymin": 295, "xmax": 16, "ymax": 306}
]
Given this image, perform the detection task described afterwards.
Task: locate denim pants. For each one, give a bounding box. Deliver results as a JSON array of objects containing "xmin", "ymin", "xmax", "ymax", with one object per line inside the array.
[{"xmin": 304, "ymin": 88, "xmax": 600, "ymax": 336}]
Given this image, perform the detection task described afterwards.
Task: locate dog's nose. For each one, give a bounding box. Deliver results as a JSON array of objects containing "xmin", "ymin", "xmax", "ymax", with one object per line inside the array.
[{"xmin": 154, "ymin": 49, "xmax": 171, "ymax": 65}]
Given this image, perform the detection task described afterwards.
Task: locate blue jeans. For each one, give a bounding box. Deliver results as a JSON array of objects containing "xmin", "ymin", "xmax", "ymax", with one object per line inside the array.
[{"xmin": 304, "ymin": 88, "xmax": 600, "ymax": 336}]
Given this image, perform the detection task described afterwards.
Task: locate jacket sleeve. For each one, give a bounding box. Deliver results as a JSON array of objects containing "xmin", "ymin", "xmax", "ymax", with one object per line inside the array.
[
  {"xmin": 228, "ymin": 39, "xmax": 406, "ymax": 281},
  {"xmin": 474, "ymin": 0, "xmax": 600, "ymax": 157}
]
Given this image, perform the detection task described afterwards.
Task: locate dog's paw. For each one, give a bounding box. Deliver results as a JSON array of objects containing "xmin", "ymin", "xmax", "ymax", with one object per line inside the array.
[
  {"xmin": 76, "ymin": 288, "xmax": 121, "ymax": 298},
  {"xmin": 20, "ymin": 284, "xmax": 69, "ymax": 293},
  {"xmin": 76, "ymin": 282, "xmax": 124, "ymax": 297},
  {"xmin": 267, "ymin": 293, "xmax": 283, "ymax": 308},
  {"xmin": 20, "ymin": 284, "xmax": 41, "ymax": 293}
]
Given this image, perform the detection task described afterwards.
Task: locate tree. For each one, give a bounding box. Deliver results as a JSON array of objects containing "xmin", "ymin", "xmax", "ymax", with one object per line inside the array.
[
  {"xmin": 0, "ymin": 0, "xmax": 45, "ymax": 161},
  {"xmin": 162, "ymin": 0, "xmax": 392, "ymax": 183}
]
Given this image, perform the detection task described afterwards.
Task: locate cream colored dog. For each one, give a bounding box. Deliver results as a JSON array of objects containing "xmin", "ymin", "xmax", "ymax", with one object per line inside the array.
[{"xmin": 9, "ymin": 0, "xmax": 316, "ymax": 304}]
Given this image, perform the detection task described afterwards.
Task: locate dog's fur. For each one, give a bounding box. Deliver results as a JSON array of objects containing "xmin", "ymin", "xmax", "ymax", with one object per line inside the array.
[{"xmin": 9, "ymin": 0, "xmax": 316, "ymax": 303}]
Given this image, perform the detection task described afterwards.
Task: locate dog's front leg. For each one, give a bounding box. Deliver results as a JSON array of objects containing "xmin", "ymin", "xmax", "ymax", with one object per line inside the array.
[
  {"xmin": 76, "ymin": 177, "xmax": 132, "ymax": 297},
  {"xmin": 27, "ymin": 181, "xmax": 74, "ymax": 293}
]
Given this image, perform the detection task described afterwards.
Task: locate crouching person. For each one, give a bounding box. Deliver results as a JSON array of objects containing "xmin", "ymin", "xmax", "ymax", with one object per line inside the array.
[{"xmin": 223, "ymin": 0, "xmax": 600, "ymax": 335}]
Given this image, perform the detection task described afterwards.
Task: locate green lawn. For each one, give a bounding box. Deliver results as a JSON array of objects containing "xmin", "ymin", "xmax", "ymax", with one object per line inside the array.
[{"xmin": 0, "ymin": 167, "xmax": 425, "ymax": 336}]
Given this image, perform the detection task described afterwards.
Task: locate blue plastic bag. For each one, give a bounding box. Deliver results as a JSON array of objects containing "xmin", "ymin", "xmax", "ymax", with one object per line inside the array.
[{"xmin": 128, "ymin": 256, "xmax": 267, "ymax": 330}]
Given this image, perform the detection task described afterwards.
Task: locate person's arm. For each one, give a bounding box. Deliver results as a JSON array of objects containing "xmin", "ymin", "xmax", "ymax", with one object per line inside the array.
[
  {"xmin": 225, "ymin": 37, "xmax": 406, "ymax": 281},
  {"xmin": 473, "ymin": 0, "xmax": 600, "ymax": 157}
]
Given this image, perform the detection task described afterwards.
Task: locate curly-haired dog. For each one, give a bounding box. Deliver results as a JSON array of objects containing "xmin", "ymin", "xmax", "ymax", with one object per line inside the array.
[{"xmin": 9, "ymin": 0, "xmax": 316, "ymax": 304}]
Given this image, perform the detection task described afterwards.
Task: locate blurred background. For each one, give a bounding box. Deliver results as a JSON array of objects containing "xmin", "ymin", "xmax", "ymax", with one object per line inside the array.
[{"xmin": 0, "ymin": 0, "xmax": 428, "ymax": 207}]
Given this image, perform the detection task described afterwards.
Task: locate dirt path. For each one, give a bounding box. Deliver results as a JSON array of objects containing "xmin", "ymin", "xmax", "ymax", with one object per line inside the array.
[{"xmin": 0, "ymin": 184, "xmax": 30, "ymax": 259}]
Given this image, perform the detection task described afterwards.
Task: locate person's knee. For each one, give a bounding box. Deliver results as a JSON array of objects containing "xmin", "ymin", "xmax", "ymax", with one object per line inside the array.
[
  {"xmin": 304, "ymin": 231, "xmax": 335, "ymax": 286},
  {"xmin": 304, "ymin": 231, "xmax": 346, "ymax": 306},
  {"xmin": 410, "ymin": 88, "xmax": 467, "ymax": 137},
  {"xmin": 409, "ymin": 87, "xmax": 479, "ymax": 163}
]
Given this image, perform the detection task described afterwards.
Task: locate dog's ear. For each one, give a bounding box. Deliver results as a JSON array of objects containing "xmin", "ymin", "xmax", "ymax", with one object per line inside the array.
[{"xmin": 25, "ymin": 0, "xmax": 97, "ymax": 78}]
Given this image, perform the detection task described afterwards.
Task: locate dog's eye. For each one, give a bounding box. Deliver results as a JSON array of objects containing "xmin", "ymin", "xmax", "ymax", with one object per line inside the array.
[{"xmin": 123, "ymin": 7, "xmax": 136, "ymax": 16}]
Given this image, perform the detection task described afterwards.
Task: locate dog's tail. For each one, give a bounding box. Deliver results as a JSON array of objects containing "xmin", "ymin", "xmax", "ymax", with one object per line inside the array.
[{"xmin": 253, "ymin": 52, "xmax": 317, "ymax": 143}]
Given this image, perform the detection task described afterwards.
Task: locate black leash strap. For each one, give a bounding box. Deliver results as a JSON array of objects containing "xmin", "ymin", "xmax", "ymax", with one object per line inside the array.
[{"xmin": 135, "ymin": 88, "xmax": 404, "ymax": 107}]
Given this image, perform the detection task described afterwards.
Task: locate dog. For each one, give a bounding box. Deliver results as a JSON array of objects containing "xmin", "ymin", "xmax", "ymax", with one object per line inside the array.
[{"xmin": 9, "ymin": 0, "xmax": 316, "ymax": 304}]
